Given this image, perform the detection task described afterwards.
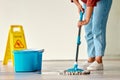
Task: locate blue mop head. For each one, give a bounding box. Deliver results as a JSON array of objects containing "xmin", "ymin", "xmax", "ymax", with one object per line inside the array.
[{"xmin": 63, "ymin": 62, "xmax": 90, "ymax": 75}]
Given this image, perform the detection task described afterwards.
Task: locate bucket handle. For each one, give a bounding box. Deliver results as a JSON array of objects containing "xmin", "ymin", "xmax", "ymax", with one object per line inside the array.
[{"xmin": 38, "ymin": 49, "xmax": 44, "ymax": 53}]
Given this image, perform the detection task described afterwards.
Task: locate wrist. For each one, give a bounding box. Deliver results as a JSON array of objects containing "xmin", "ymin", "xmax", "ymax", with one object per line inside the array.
[
  {"xmin": 77, "ymin": 4, "xmax": 82, "ymax": 8},
  {"xmin": 85, "ymin": 18, "xmax": 90, "ymax": 23}
]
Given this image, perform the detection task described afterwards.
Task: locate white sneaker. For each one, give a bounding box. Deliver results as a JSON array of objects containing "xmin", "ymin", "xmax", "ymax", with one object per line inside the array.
[
  {"xmin": 82, "ymin": 61, "xmax": 92, "ymax": 70},
  {"xmin": 87, "ymin": 61, "xmax": 103, "ymax": 71}
]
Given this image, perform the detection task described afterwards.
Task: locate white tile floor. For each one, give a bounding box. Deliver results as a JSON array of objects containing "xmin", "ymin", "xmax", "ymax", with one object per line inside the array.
[{"xmin": 0, "ymin": 60, "xmax": 120, "ymax": 80}]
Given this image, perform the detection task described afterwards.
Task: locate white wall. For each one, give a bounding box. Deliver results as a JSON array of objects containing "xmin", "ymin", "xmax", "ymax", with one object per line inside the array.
[
  {"xmin": 105, "ymin": 0, "xmax": 120, "ymax": 57},
  {"xmin": 0, "ymin": 0, "xmax": 120, "ymax": 61}
]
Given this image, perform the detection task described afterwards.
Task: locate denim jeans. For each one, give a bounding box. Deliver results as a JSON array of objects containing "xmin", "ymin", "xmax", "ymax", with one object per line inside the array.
[{"xmin": 83, "ymin": 0, "xmax": 112, "ymax": 57}]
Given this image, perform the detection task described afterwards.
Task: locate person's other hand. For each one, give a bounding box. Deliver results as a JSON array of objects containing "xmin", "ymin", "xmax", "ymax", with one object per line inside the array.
[
  {"xmin": 78, "ymin": 5, "xmax": 84, "ymax": 13},
  {"xmin": 77, "ymin": 19, "xmax": 89, "ymax": 28}
]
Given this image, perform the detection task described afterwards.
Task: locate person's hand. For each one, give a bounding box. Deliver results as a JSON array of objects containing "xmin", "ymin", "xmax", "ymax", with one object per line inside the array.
[
  {"xmin": 77, "ymin": 19, "xmax": 89, "ymax": 28},
  {"xmin": 78, "ymin": 5, "xmax": 84, "ymax": 13}
]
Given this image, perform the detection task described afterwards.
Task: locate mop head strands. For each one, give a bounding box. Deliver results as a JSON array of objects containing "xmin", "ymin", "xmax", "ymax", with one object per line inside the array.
[{"xmin": 59, "ymin": 62, "xmax": 90, "ymax": 75}]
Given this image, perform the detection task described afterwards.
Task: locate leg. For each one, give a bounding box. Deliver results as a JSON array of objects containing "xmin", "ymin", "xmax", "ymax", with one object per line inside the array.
[
  {"xmin": 95, "ymin": 56, "xmax": 103, "ymax": 63},
  {"xmin": 83, "ymin": 4, "xmax": 95, "ymax": 61},
  {"xmin": 92, "ymin": 0, "xmax": 112, "ymax": 62}
]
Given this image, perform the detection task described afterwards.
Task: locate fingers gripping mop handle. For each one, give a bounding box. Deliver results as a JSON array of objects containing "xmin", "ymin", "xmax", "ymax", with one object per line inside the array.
[{"xmin": 75, "ymin": 12, "xmax": 83, "ymax": 62}]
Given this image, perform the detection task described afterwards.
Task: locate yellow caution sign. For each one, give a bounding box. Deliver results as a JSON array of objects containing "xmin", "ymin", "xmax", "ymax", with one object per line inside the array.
[{"xmin": 3, "ymin": 25, "xmax": 27, "ymax": 65}]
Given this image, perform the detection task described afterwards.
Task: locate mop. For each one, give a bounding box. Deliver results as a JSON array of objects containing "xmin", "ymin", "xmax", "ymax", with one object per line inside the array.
[{"xmin": 60, "ymin": 12, "xmax": 90, "ymax": 75}]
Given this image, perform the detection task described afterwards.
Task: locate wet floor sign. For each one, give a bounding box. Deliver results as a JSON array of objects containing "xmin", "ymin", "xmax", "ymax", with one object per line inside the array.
[{"xmin": 3, "ymin": 25, "xmax": 27, "ymax": 65}]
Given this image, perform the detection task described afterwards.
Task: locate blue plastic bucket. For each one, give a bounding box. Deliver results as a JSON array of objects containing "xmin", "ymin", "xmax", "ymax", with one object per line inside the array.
[{"xmin": 13, "ymin": 49, "xmax": 44, "ymax": 73}]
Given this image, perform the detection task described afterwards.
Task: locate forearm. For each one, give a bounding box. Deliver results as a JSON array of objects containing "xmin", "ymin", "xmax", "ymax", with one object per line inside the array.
[
  {"xmin": 72, "ymin": 0, "xmax": 81, "ymax": 8},
  {"xmin": 85, "ymin": 6, "xmax": 94, "ymax": 22},
  {"xmin": 71, "ymin": 0, "xmax": 84, "ymax": 12}
]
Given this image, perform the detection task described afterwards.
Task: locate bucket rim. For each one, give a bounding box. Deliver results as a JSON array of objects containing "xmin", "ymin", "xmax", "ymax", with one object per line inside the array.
[{"xmin": 13, "ymin": 49, "xmax": 44, "ymax": 54}]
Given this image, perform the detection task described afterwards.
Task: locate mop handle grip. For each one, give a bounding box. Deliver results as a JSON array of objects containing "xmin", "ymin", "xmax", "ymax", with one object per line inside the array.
[
  {"xmin": 77, "ymin": 12, "xmax": 84, "ymax": 45},
  {"xmin": 79, "ymin": 11, "xmax": 83, "ymax": 21}
]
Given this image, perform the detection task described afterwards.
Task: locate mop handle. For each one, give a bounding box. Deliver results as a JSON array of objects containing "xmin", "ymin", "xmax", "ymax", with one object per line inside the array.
[
  {"xmin": 77, "ymin": 12, "xmax": 84, "ymax": 45},
  {"xmin": 75, "ymin": 12, "xmax": 84, "ymax": 62}
]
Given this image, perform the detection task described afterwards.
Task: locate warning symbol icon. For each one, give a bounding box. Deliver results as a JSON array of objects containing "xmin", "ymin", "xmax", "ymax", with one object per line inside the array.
[{"xmin": 14, "ymin": 40, "xmax": 24, "ymax": 48}]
